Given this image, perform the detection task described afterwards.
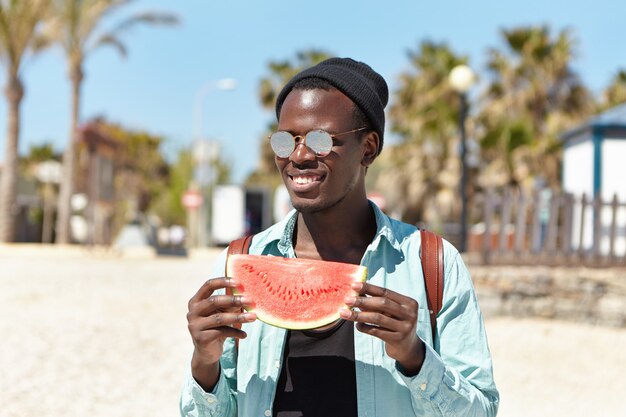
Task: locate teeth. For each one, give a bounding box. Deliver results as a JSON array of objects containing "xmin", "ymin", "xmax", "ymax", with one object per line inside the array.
[{"xmin": 292, "ymin": 176, "xmax": 319, "ymax": 185}]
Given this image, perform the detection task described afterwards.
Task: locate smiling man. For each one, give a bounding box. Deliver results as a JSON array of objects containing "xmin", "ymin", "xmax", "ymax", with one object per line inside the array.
[{"xmin": 181, "ymin": 58, "xmax": 499, "ymax": 417}]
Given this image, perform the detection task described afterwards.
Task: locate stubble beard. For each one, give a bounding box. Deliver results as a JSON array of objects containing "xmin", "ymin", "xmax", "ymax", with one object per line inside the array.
[
  {"xmin": 291, "ymin": 193, "xmax": 345, "ymax": 214},
  {"xmin": 288, "ymin": 174, "xmax": 360, "ymax": 215}
]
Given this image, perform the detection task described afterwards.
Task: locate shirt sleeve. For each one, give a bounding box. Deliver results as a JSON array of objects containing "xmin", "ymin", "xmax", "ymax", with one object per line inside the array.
[
  {"xmin": 397, "ymin": 250, "xmax": 500, "ymax": 417},
  {"xmin": 179, "ymin": 249, "xmax": 239, "ymax": 417},
  {"xmin": 179, "ymin": 364, "xmax": 236, "ymax": 417}
]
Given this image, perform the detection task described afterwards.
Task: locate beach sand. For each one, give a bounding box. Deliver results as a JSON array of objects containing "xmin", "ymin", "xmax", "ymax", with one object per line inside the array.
[{"xmin": 0, "ymin": 249, "xmax": 623, "ymax": 416}]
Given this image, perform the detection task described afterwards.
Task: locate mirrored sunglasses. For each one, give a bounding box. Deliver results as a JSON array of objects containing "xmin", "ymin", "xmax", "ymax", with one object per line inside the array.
[{"xmin": 268, "ymin": 127, "xmax": 368, "ymax": 158}]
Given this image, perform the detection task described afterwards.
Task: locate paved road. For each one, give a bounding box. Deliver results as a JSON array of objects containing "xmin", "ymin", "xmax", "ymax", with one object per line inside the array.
[{"xmin": 1, "ymin": 248, "xmax": 623, "ymax": 417}]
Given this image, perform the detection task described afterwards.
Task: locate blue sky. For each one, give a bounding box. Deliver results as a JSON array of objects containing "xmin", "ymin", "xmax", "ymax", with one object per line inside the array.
[{"xmin": 1, "ymin": 0, "xmax": 624, "ymax": 183}]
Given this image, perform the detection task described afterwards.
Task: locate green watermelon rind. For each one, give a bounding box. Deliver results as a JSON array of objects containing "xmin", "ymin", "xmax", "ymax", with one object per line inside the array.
[{"xmin": 226, "ymin": 254, "xmax": 367, "ymax": 330}]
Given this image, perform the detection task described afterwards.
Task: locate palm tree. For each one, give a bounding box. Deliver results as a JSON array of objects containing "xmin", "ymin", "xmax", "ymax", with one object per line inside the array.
[
  {"xmin": 247, "ymin": 49, "xmax": 333, "ymax": 189},
  {"xmin": 374, "ymin": 41, "xmax": 467, "ymax": 226},
  {"xmin": 49, "ymin": 0, "xmax": 178, "ymax": 244},
  {"xmin": 477, "ymin": 25, "xmax": 593, "ymax": 190},
  {"xmin": 599, "ymin": 69, "xmax": 626, "ymax": 111},
  {"xmin": 0, "ymin": 0, "xmax": 50, "ymax": 242}
]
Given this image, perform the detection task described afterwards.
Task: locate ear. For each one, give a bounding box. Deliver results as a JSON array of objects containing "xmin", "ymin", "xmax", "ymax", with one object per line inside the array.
[{"xmin": 361, "ymin": 131, "xmax": 379, "ymax": 167}]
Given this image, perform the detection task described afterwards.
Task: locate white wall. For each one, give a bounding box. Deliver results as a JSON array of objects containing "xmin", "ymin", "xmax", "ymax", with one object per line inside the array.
[
  {"xmin": 211, "ymin": 185, "xmax": 245, "ymax": 245},
  {"xmin": 602, "ymin": 139, "xmax": 626, "ymax": 200},
  {"xmin": 563, "ymin": 140, "xmax": 594, "ymax": 251},
  {"xmin": 601, "ymin": 139, "xmax": 626, "ymax": 256},
  {"xmin": 563, "ymin": 140, "xmax": 594, "ymax": 196}
]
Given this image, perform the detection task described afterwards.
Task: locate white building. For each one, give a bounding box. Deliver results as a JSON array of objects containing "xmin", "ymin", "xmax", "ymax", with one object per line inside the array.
[{"xmin": 561, "ymin": 103, "xmax": 626, "ymax": 256}]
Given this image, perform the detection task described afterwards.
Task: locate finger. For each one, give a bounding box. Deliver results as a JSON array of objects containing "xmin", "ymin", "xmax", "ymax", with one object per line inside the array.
[
  {"xmin": 192, "ymin": 311, "xmax": 257, "ymax": 331},
  {"xmin": 189, "ymin": 277, "xmax": 239, "ymax": 306},
  {"xmin": 192, "ymin": 295, "xmax": 254, "ymax": 317},
  {"xmin": 339, "ymin": 309, "xmax": 402, "ymax": 332},
  {"xmin": 351, "ymin": 282, "xmax": 419, "ymax": 309},
  {"xmin": 194, "ymin": 326, "xmax": 250, "ymax": 341},
  {"xmin": 354, "ymin": 322, "xmax": 397, "ymax": 342},
  {"xmin": 344, "ymin": 294, "xmax": 405, "ymax": 320}
]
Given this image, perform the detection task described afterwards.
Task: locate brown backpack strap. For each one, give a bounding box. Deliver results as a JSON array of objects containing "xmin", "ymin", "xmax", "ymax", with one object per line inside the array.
[
  {"xmin": 225, "ymin": 235, "xmax": 253, "ymax": 350},
  {"xmin": 226, "ymin": 235, "xmax": 253, "ymax": 265},
  {"xmin": 420, "ymin": 229, "xmax": 444, "ymax": 342}
]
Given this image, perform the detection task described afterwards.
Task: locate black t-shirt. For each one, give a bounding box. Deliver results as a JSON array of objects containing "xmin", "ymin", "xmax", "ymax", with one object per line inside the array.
[{"xmin": 272, "ymin": 319, "xmax": 358, "ymax": 417}]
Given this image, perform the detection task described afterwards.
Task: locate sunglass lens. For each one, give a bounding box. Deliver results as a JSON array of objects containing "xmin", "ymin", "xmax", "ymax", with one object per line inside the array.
[
  {"xmin": 270, "ymin": 131, "xmax": 295, "ymax": 158},
  {"xmin": 306, "ymin": 130, "xmax": 333, "ymax": 156}
]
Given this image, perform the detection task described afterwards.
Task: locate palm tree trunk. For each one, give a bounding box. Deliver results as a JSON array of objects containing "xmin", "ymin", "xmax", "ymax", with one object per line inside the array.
[
  {"xmin": 55, "ymin": 63, "xmax": 83, "ymax": 244},
  {"xmin": 0, "ymin": 74, "xmax": 24, "ymax": 243}
]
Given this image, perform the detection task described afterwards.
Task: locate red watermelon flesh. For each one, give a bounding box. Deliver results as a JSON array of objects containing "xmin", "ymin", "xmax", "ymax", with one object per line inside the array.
[{"xmin": 226, "ymin": 254, "xmax": 367, "ymax": 330}]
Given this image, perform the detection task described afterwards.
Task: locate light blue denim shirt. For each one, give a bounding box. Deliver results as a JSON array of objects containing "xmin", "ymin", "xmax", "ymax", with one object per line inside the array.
[{"xmin": 180, "ymin": 203, "xmax": 499, "ymax": 417}]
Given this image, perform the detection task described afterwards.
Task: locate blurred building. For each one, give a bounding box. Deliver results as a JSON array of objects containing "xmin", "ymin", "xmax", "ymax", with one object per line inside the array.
[
  {"xmin": 0, "ymin": 122, "xmax": 119, "ymax": 244},
  {"xmin": 561, "ymin": 102, "xmax": 626, "ymax": 255},
  {"xmin": 75, "ymin": 122, "xmax": 119, "ymax": 245},
  {"xmin": 14, "ymin": 175, "xmax": 41, "ymax": 242},
  {"xmin": 0, "ymin": 162, "xmax": 47, "ymax": 243},
  {"xmin": 562, "ymin": 102, "xmax": 626, "ymax": 201}
]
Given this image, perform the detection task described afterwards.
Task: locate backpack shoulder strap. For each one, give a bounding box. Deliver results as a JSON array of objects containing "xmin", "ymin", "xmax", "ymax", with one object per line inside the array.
[
  {"xmin": 225, "ymin": 234, "xmax": 253, "ymax": 285},
  {"xmin": 420, "ymin": 229, "xmax": 444, "ymax": 342},
  {"xmin": 226, "ymin": 235, "xmax": 253, "ymax": 260}
]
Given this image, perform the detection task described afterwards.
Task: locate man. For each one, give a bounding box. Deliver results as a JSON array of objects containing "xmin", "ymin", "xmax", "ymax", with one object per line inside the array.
[{"xmin": 181, "ymin": 58, "xmax": 499, "ymax": 417}]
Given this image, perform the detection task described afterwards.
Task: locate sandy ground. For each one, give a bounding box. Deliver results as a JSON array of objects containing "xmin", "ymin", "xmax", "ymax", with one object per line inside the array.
[{"xmin": 1, "ymin": 248, "xmax": 624, "ymax": 417}]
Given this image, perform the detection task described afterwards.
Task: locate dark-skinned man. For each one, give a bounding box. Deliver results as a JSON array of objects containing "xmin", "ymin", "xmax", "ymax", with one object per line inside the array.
[{"xmin": 181, "ymin": 58, "xmax": 499, "ymax": 417}]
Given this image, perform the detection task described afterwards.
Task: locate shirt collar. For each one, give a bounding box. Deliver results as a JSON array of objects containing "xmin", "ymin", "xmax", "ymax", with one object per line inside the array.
[
  {"xmin": 276, "ymin": 209, "xmax": 297, "ymax": 255},
  {"xmin": 369, "ymin": 200, "xmax": 402, "ymax": 251},
  {"xmin": 270, "ymin": 201, "xmax": 401, "ymax": 255}
]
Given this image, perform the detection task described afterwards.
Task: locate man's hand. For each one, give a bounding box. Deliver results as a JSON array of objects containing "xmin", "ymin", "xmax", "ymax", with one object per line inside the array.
[
  {"xmin": 187, "ymin": 277, "xmax": 256, "ymax": 391},
  {"xmin": 340, "ymin": 282, "xmax": 425, "ymax": 376}
]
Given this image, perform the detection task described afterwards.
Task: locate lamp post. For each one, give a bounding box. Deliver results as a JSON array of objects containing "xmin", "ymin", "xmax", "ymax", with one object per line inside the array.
[
  {"xmin": 191, "ymin": 78, "xmax": 237, "ymax": 247},
  {"xmin": 193, "ymin": 78, "xmax": 237, "ymax": 140},
  {"xmin": 449, "ymin": 65, "xmax": 476, "ymax": 253}
]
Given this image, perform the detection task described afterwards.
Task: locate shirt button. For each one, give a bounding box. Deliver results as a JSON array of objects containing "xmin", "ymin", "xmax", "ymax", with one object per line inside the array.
[
  {"xmin": 274, "ymin": 360, "xmax": 281, "ymax": 368},
  {"xmin": 264, "ymin": 410, "xmax": 271, "ymax": 416},
  {"xmin": 420, "ymin": 383, "xmax": 427, "ymax": 391},
  {"xmin": 207, "ymin": 397, "xmax": 216, "ymax": 404}
]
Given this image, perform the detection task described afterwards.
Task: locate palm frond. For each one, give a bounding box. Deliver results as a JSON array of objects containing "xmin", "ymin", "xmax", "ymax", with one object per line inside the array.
[
  {"xmin": 87, "ymin": 10, "xmax": 178, "ymax": 54},
  {"xmin": 92, "ymin": 32, "xmax": 126, "ymax": 57},
  {"xmin": 30, "ymin": 30, "xmax": 51, "ymax": 53},
  {"xmin": 109, "ymin": 11, "xmax": 179, "ymax": 34},
  {"xmin": 0, "ymin": 0, "xmax": 50, "ymax": 73}
]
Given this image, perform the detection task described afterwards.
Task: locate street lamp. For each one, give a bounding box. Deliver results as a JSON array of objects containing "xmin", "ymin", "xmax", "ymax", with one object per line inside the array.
[
  {"xmin": 191, "ymin": 78, "xmax": 237, "ymax": 247},
  {"xmin": 449, "ymin": 65, "xmax": 476, "ymax": 253},
  {"xmin": 193, "ymin": 78, "xmax": 237, "ymax": 140}
]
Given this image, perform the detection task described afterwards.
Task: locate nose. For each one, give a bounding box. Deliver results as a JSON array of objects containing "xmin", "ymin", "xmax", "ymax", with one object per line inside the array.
[{"xmin": 289, "ymin": 142, "xmax": 317, "ymax": 166}]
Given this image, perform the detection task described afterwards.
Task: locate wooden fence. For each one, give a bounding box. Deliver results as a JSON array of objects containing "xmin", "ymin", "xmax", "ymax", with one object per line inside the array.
[{"xmin": 470, "ymin": 188, "xmax": 626, "ymax": 266}]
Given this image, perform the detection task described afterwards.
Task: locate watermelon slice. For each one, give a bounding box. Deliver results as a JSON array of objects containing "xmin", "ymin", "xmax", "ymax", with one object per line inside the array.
[{"xmin": 226, "ymin": 254, "xmax": 367, "ymax": 330}]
